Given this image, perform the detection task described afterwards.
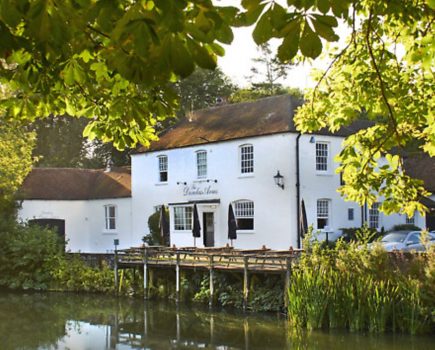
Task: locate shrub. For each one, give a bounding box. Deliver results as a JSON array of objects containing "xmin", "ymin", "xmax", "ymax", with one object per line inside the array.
[
  {"xmin": 0, "ymin": 220, "xmax": 63, "ymax": 290},
  {"xmin": 391, "ymin": 224, "xmax": 421, "ymax": 231}
]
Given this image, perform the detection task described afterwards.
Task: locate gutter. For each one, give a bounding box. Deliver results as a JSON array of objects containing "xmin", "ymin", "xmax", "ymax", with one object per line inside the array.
[{"xmin": 296, "ymin": 133, "xmax": 302, "ymax": 249}]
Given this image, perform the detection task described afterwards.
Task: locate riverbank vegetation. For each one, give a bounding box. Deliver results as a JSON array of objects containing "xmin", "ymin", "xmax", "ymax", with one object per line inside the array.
[
  {"xmin": 1, "ymin": 220, "xmax": 434, "ymax": 334},
  {"xmin": 288, "ymin": 232, "xmax": 435, "ymax": 335}
]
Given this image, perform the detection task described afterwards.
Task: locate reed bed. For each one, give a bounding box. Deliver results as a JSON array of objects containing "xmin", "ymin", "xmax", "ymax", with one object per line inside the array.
[{"xmin": 287, "ymin": 234, "xmax": 435, "ymax": 334}]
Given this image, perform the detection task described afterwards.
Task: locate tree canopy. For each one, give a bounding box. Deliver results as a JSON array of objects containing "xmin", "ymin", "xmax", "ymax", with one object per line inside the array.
[{"xmin": 0, "ymin": 0, "xmax": 434, "ymax": 216}]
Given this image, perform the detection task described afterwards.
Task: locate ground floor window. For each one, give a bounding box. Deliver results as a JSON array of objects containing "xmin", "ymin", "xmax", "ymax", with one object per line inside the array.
[
  {"xmin": 406, "ymin": 212, "xmax": 415, "ymax": 225},
  {"xmin": 174, "ymin": 206, "xmax": 193, "ymax": 231},
  {"xmin": 369, "ymin": 202, "xmax": 380, "ymax": 229},
  {"xmin": 104, "ymin": 205, "xmax": 116, "ymax": 230},
  {"xmin": 234, "ymin": 200, "xmax": 254, "ymax": 230},
  {"xmin": 317, "ymin": 199, "xmax": 330, "ymax": 229}
]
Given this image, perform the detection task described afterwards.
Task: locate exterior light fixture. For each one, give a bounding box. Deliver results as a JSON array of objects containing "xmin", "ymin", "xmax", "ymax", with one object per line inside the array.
[
  {"xmin": 309, "ymin": 136, "xmax": 316, "ymax": 143},
  {"xmin": 176, "ymin": 181, "xmax": 187, "ymax": 185},
  {"xmin": 274, "ymin": 171, "xmax": 285, "ymax": 189}
]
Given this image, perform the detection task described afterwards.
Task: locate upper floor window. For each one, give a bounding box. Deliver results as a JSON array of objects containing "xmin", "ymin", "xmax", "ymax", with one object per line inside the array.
[
  {"xmin": 240, "ymin": 144, "xmax": 254, "ymax": 174},
  {"xmin": 317, "ymin": 199, "xmax": 330, "ymax": 229},
  {"xmin": 369, "ymin": 202, "xmax": 380, "ymax": 229},
  {"xmin": 158, "ymin": 155, "xmax": 168, "ymax": 182},
  {"xmin": 316, "ymin": 142, "xmax": 329, "ymax": 171},
  {"xmin": 196, "ymin": 150, "xmax": 207, "ymax": 178},
  {"xmin": 348, "ymin": 208, "xmax": 354, "ymax": 221},
  {"xmin": 234, "ymin": 200, "xmax": 254, "ymax": 230},
  {"xmin": 174, "ymin": 206, "xmax": 192, "ymax": 231},
  {"xmin": 104, "ymin": 205, "xmax": 116, "ymax": 231}
]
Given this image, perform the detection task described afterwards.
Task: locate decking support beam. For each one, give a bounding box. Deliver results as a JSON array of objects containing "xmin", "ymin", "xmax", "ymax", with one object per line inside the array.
[
  {"xmin": 284, "ymin": 257, "xmax": 291, "ymax": 308},
  {"xmin": 243, "ymin": 256, "xmax": 249, "ymax": 310},
  {"xmin": 209, "ymin": 255, "xmax": 214, "ymax": 308},
  {"xmin": 175, "ymin": 252, "xmax": 180, "ymax": 303},
  {"xmin": 143, "ymin": 249, "xmax": 148, "ymax": 300},
  {"xmin": 114, "ymin": 251, "xmax": 119, "ymax": 295}
]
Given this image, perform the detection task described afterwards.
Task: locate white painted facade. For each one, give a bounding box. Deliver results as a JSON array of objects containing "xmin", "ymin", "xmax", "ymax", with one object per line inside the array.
[
  {"xmin": 131, "ymin": 133, "xmax": 426, "ymax": 250},
  {"xmin": 18, "ymin": 198, "xmax": 133, "ymax": 253}
]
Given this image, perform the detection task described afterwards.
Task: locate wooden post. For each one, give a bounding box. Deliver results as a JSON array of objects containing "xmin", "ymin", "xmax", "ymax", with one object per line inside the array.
[
  {"xmin": 209, "ymin": 255, "xmax": 214, "ymax": 308},
  {"xmin": 143, "ymin": 248, "xmax": 148, "ymax": 300},
  {"xmin": 243, "ymin": 256, "xmax": 249, "ymax": 310},
  {"xmin": 284, "ymin": 257, "xmax": 291, "ymax": 308},
  {"xmin": 114, "ymin": 250, "xmax": 119, "ymax": 294},
  {"xmin": 175, "ymin": 252, "xmax": 180, "ymax": 303}
]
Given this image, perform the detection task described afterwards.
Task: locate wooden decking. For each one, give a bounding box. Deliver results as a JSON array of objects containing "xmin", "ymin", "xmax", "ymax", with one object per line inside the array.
[
  {"xmin": 117, "ymin": 245, "xmax": 301, "ymax": 273},
  {"xmin": 115, "ymin": 245, "xmax": 302, "ymax": 307}
]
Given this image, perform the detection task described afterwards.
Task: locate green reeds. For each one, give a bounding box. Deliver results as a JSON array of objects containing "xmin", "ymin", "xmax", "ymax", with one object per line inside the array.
[{"xmin": 287, "ymin": 235, "xmax": 434, "ymax": 334}]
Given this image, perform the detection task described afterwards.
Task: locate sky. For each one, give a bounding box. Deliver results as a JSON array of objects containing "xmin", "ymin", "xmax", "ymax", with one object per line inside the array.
[
  {"xmin": 218, "ymin": 26, "xmax": 320, "ymax": 91},
  {"xmin": 214, "ymin": 0, "xmax": 348, "ymax": 91}
]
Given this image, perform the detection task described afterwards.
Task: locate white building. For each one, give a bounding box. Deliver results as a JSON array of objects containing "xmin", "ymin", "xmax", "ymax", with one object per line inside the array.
[
  {"xmin": 18, "ymin": 167, "xmax": 133, "ymax": 253},
  {"xmin": 18, "ymin": 95, "xmax": 435, "ymax": 252},
  {"xmin": 131, "ymin": 95, "xmax": 432, "ymax": 250}
]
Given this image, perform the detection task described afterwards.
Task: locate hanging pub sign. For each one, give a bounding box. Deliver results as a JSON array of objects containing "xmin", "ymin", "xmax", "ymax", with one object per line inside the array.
[{"xmin": 183, "ymin": 183, "xmax": 218, "ymax": 196}]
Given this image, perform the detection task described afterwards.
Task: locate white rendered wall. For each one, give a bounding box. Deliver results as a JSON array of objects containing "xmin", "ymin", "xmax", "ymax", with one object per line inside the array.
[
  {"xmin": 132, "ymin": 133, "xmax": 298, "ymax": 250},
  {"xmin": 18, "ymin": 198, "xmax": 133, "ymax": 253},
  {"xmin": 132, "ymin": 132, "xmax": 422, "ymax": 250}
]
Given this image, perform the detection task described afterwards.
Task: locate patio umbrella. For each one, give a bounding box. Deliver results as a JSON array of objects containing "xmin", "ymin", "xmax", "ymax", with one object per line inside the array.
[
  {"xmin": 159, "ymin": 205, "xmax": 170, "ymax": 246},
  {"xmin": 192, "ymin": 204, "xmax": 201, "ymax": 247},
  {"xmin": 300, "ymin": 199, "xmax": 308, "ymax": 239},
  {"xmin": 228, "ymin": 203, "xmax": 238, "ymax": 246}
]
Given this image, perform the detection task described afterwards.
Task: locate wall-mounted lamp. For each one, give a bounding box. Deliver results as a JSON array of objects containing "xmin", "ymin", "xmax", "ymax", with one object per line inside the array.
[
  {"xmin": 177, "ymin": 181, "xmax": 187, "ymax": 185},
  {"xmin": 309, "ymin": 136, "xmax": 316, "ymax": 144},
  {"xmin": 206, "ymin": 179, "xmax": 218, "ymax": 183},
  {"xmin": 274, "ymin": 171, "xmax": 285, "ymax": 189}
]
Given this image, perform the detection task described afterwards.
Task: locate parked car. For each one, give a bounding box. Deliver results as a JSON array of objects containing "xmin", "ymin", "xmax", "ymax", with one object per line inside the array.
[
  {"xmin": 310, "ymin": 229, "xmax": 344, "ymax": 243},
  {"xmin": 377, "ymin": 231, "xmax": 435, "ymax": 252}
]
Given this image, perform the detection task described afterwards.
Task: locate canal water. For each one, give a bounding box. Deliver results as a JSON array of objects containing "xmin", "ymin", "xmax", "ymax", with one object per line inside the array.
[{"xmin": 0, "ymin": 291, "xmax": 433, "ymax": 350}]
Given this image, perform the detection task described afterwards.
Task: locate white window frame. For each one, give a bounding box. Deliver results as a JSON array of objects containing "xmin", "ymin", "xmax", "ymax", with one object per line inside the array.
[
  {"xmin": 317, "ymin": 199, "xmax": 330, "ymax": 229},
  {"xmin": 369, "ymin": 202, "xmax": 380, "ymax": 229},
  {"xmin": 234, "ymin": 200, "xmax": 254, "ymax": 231},
  {"xmin": 173, "ymin": 206, "xmax": 193, "ymax": 231},
  {"xmin": 196, "ymin": 150, "xmax": 207, "ymax": 178},
  {"xmin": 158, "ymin": 155, "xmax": 168, "ymax": 183},
  {"xmin": 315, "ymin": 142, "xmax": 329, "ymax": 172},
  {"xmin": 240, "ymin": 144, "xmax": 254, "ymax": 174},
  {"xmin": 104, "ymin": 204, "xmax": 117, "ymax": 231}
]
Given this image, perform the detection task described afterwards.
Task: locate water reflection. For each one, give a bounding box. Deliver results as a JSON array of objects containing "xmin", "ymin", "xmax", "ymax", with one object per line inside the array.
[{"xmin": 0, "ymin": 291, "xmax": 433, "ymax": 350}]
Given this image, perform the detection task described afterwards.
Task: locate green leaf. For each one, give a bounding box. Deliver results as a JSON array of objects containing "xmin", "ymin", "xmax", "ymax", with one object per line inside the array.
[
  {"xmin": 187, "ymin": 40, "xmax": 217, "ymax": 70},
  {"xmin": 278, "ymin": 26, "xmax": 300, "ymax": 62},
  {"xmin": 0, "ymin": 0, "xmax": 22, "ymax": 27},
  {"xmin": 311, "ymin": 15, "xmax": 339, "ymax": 42},
  {"xmin": 428, "ymin": 0, "xmax": 435, "ymax": 10},
  {"xmin": 299, "ymin": 21, "xmax": 322, "ymax": 58},
  {"xmin": 316, "ymin": 0, "xmax": 330, "ymax": 14},
  {"xmin": 169, "ymin": 38, "xmax": 195, "ymax": 78},
  {"xmin": 252, "ymin": 9, "xmax": 274, "ymax": 45}
]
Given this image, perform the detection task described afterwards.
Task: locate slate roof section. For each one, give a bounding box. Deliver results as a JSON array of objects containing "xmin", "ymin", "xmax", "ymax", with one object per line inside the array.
[
  {"xmin": 403, "ymin": 153, "xmax": 435, "ymax": 193},
  {"xmin": 18, "ymin": 167, "xmax": 131, "ymax": 200},
  {"xmin": 138, "ymin": 94, "xmax": 371, "ymax": 153}
]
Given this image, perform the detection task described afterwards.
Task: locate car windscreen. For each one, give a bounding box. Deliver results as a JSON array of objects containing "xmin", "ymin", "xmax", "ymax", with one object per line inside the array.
[{"xmin": 381, "ymin": 232, "xmax": 408, "ymax": 243}]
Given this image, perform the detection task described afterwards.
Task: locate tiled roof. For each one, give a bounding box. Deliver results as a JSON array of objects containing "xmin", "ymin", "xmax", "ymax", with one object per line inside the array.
[
  {"xmin": 403, "ymin": 153, "xmax": 435, "ymax": 193},
  {"xmin": 137, "ymin": 94, "xmax": 371, "ymax": 153},
  {"xmin": 18, "ymin": 167, "xmax": 131, "ymax": 200}
]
